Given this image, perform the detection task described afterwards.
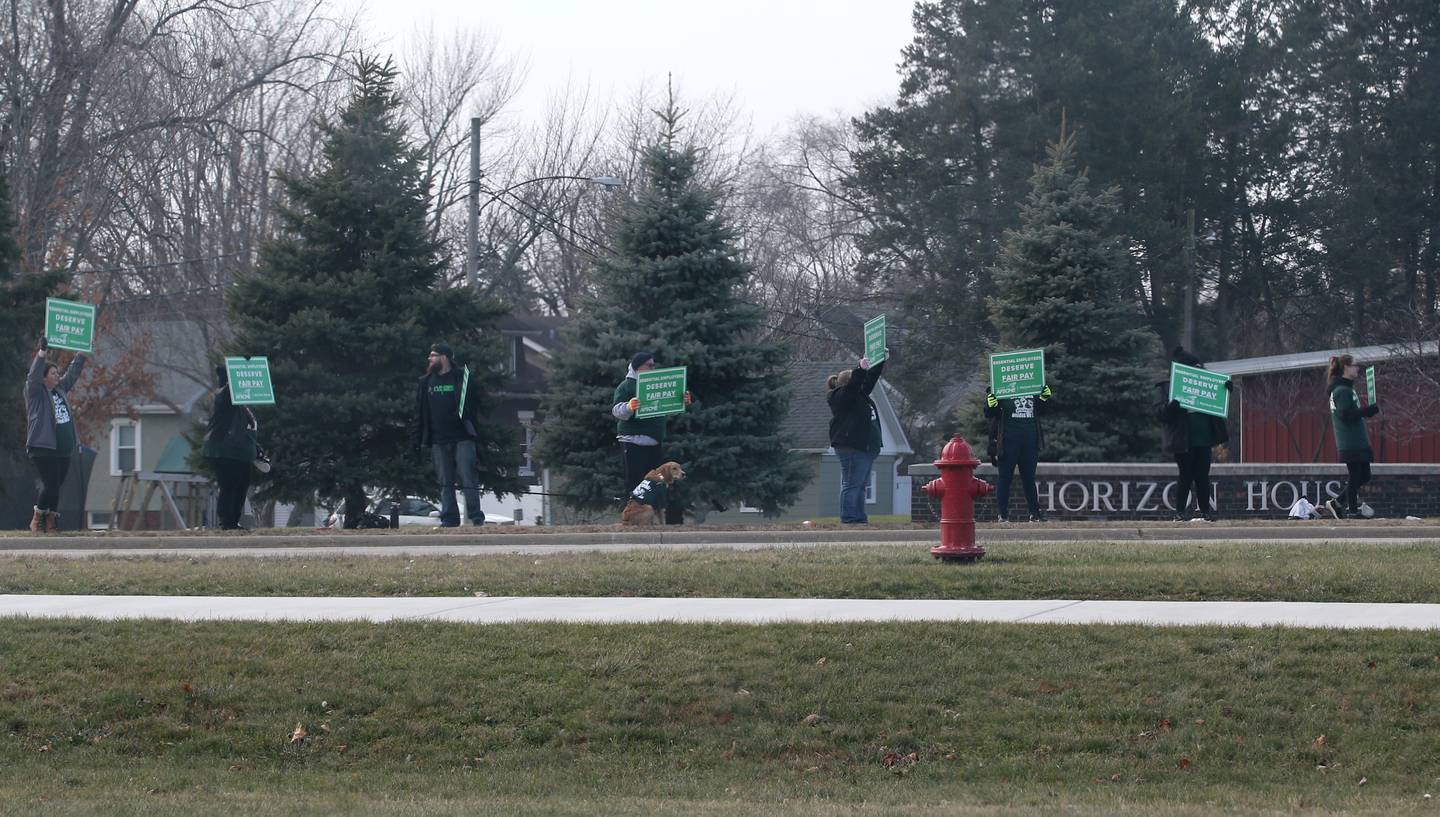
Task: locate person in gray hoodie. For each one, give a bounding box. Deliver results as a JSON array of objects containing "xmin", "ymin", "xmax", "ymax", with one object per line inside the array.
[{"xmin": 24, "ymin": 337, "xmax": 87, "ymax": 533}]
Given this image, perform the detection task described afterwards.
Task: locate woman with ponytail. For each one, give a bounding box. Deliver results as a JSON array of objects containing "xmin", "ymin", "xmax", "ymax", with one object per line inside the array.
[{"xmin": 1324, "ymin": 354, "xmax": 1379, "ymax": 519}]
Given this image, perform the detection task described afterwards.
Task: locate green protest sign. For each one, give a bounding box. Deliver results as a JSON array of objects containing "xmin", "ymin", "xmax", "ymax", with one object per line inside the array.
[
  {"xmin": 990, "ymin": 348, "xmax": 1046, "ymax": 399},
  {"xmin": 863, "ymin": 315, "xmax": 886, "ymax": 364},
  {"xmin": 45, "ymin": 298, "xmax": 96, "ymax": 353},
  {"xmin": 635, "ymin": 366, "xmax": 687, "ymax": 419},
  {"xmin": 225, "ymin": 357, "xmax": 276, "ymax": 405},
  {"xmin": 1365, "ymin": 365, "xmax": 1376, "ymax": 405},
  {"xmin": 1168, "ymin": 362, "xmax": 1230, "ymax": 418}
]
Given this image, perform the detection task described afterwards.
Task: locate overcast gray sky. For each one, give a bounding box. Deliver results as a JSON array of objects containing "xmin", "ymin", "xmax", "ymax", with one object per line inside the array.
[{"xmin": 347, "ymin": 0, "xmax": 916, "ymax": 134}]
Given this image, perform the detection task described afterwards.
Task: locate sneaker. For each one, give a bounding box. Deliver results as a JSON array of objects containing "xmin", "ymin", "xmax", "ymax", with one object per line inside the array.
[
  {"xmin": 1203, "ymin": 513, "xmax": 1217, "ymax": 523},
  {"xmin": 1358, "ymin": 502, "xmax": 1376, "ymax": 519},
  {"xmin": 1324, "ymin": 499, "xmax": 1346, "ymax": 520},
  {"xmin": 996, "ymin": 516, "xmax": 1011, "ymax": 525},
  {"xmin": 1027, "ymin": 514, "xmax": 1047, "ymax": 523},
  {"xmin": 1169, "ymin": 514, "xmax": 1185, "ymax": 522}
]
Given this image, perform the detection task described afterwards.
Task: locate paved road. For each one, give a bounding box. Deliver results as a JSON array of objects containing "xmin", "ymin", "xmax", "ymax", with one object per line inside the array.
[
  {"xmin": 3, "ymin": 594, "xmax": 1438, "ymax": 630},
  {"xmin": 1, "ymin": 524, "xmax": 1436, "ymax": 559},
  {"xmin": 2, "ymin": 536, "xmax": 1439, "ymax": 559}
]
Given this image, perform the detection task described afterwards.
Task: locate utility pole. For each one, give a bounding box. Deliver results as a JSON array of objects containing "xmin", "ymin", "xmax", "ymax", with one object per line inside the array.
[
  {"xmin": 1183, "ymin": 207, "xmax": 1196, "ymax": 351},
  {"xmin": 466, "ymin": 117, "xmax": 481, "ymax": 289}
]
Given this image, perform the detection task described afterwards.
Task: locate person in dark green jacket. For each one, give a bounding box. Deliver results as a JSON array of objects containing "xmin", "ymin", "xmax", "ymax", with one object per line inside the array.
[
  {"xmin": 1324, "ymin": 354, "xmax": 1380, "ymax": 520},
  {"xmin": 203, "ymin": 365, "xmax": 259, "ymax": 530},
  {"xmin": 612, "ymin": 352, "xmax": 691, "ymax": 521}
]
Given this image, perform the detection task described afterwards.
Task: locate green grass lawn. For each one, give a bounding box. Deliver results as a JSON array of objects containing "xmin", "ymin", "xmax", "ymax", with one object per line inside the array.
[
  {"xmin": 4, "ymin": 540, "xmax": 1440, "ymax": 602},
  {"xmin": 1, "ymin": 619, "xmax": 1437, "ymax": 816}
]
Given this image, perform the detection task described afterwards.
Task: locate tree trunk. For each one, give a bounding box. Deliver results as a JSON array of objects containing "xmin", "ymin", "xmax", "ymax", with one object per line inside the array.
[{"xmin": 341, "ymin": 488, "xmax": 370, "ymax": 529}]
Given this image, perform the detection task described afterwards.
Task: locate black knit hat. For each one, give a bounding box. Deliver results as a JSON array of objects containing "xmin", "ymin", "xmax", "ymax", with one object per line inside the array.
[
  {"xmin": 1171, "ymin": 346, "xmax": 1203, "ymax": 367},
  {"xmin": 630, "ymin": 351, "xmax": 655, "ymax": 370},
  {"xmin": 431, "ymin": 342, "xmax": 455, "ymax": 360}
]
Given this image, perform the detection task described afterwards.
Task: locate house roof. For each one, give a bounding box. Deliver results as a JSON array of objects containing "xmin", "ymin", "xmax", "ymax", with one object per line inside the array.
[
  {"xmin": 93, "ymin": 295, "xmax": 228, "ymax": 414},
  {"xmin": 782, "ymin": 362, "xmax": 842, "ymax": 449},
  {"xmin": 498, "ymin": 313, "xmax": 569, "ymax": 344},
  {"xmin": 1209, "ymin": 341, "xmax": 1440, "ymax": 377},
  {"xmin": 782, "ymin": 361, "xmax": 913, "ymax": 456}
]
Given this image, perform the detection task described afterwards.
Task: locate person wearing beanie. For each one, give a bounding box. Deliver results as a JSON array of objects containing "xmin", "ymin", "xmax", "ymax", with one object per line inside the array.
[
  {"xmin": 412, "ymin": 341, "xmax": 486, "ymax": 527},
  {"xmin": 1154, "ymin": 346, "xmax": 1230, "ymax": 522},
  {"xmin": 1324, "ymin": 353, "xmax": 1380, "ymax": 519},
  {"xmin": 203, "ymin": 362, "xmax": 261, "ymax": 530},
  {"xmin": 612, "ymin": 351, "xmax": 691, "ymax": 522},
  {"xmin": 23, "ymin": 336, "xmax": 87, "ymax": 533}
]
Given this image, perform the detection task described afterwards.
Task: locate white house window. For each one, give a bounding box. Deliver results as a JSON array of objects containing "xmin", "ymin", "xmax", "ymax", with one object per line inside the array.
[
  {"xmin": 865, "ymin": 468, "xmax": 878, "ymax": 505},
  {"xmin": 110, "ymin": 420, "xmax": 141, "ymax": 476},
  {"xmin": 517, "ymin": 410, "xmax": 535, "ymax": 477}
]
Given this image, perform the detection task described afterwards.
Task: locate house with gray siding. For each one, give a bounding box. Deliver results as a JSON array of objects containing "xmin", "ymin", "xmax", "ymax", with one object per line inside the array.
[
  {"xmin": 83, "ymin": 296, "xmax": 225, "ymax": 529},
  {"xmin": 704, "ymin": 361, "xmax": 914, "ymax": 523}
]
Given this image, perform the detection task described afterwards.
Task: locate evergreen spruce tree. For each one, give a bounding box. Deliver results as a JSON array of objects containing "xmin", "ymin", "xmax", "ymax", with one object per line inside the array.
[
  {"xmin": 227, "ymin": 56, "xmax": 522, "ymax": 522},
  {"xmin": 0, "ymin": 164, "xmax": 64, "ymax": 456},
  {"xmin": 986, "ymin": 129, "xmax": 1158, "ymax": 460},
  {"xmin": 535, "ymin": 101, "xmax": 808, "ymax": 520}
]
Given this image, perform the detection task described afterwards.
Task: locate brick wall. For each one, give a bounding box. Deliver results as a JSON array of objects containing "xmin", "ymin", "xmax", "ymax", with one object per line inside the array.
[{"xmin": 908, "ymin": 462, "xmax": 1440, "ymax": 523}]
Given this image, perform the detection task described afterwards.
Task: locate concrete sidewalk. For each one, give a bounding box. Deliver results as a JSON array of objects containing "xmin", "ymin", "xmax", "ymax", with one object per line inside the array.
[{"xmin": 3, "ymin": 594, "xmax": 1438, "ymax": 630}]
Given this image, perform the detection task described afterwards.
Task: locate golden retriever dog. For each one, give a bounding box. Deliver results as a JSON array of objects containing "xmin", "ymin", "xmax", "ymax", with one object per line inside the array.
[{"xmin": 620, "ymin": 461, "xmax": 686, "ymax": 525}]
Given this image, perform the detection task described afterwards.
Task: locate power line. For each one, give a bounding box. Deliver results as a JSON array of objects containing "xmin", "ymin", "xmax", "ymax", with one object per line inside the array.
[{"xmin": 70, "ymin": 251, "xmax": 248, "ymax": 277}]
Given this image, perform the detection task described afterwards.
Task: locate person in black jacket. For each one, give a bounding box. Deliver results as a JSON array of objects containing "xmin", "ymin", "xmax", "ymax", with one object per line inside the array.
[
  {"xmin": 1155, "ymin": 347, "xmax": 1231, "ymax": 522},
  {"xmin": 203, "ymin": 365, "xmax": 260, "ymax": 530},
  {"xmin": 827, "ymin": 354, "xmax": 886, "ymax": 524},
  {"xmin": 412, "ymin": 342, "xmax": 485, "ymax": 527},
  {"xmin": 985, "ymin": 384, "xmax": 1053, "ymax": 522}
]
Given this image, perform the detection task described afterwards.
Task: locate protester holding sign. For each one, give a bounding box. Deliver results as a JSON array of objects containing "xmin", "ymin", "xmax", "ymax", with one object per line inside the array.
[
  {"xmin": 984, "ymin": 384, "xmax": 1053, "ymax": 523},
  {"xmin": 1155, "ymin": 347, "xmax": 1230, "ymax": 522},
  {"xmin": 827, "ymin": 353, "xmax": 886, "ymax": 524},
  {"xmin": 1324, "ymin": 354, "xmax": 1380, "ymax": 520},
  {"xmin": 612, "ymin": 352, "xmax": 692, "ymax": 518},
  {"xmin": 412, "ymin": 342, "xmax": 486, "ymax": 527},
  {"xmin": 203, "ymin": 364, "xmax": 261, "ymax": 530},
  {"xmin": 23, "ymin": 337, "xmax": 87, "ymax": 533}
]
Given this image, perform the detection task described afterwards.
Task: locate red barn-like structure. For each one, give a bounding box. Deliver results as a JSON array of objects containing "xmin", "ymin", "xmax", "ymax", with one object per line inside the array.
[{"xmin": 1210, "ymin": 342, "xmax": 1440, "ymax": 464}]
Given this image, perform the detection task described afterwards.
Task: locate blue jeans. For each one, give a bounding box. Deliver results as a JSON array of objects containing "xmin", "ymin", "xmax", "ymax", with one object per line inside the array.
[
  {"xmin": 836, "ymin": 449, "xmax": 876, "ymax": 523},
  {"xmin": 432, "ymin": 440, "xmax": 484, "ymax": 526}
]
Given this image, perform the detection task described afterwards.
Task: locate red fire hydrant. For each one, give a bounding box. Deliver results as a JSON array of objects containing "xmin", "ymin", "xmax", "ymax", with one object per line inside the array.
[{"xmin": 924, "ymin": 434, "xmax": 994, "ymax": 563}]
